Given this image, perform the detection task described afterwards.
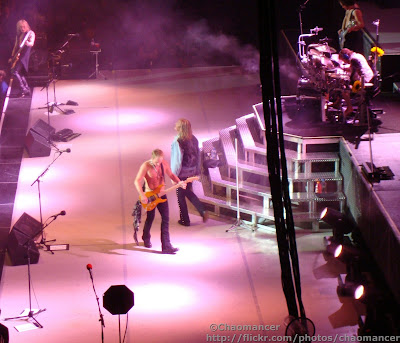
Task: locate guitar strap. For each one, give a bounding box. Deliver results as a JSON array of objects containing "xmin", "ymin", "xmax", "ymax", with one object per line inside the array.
[{"xmin": 161, "ymin": 163, "xmax": 165, "ymax": 181}]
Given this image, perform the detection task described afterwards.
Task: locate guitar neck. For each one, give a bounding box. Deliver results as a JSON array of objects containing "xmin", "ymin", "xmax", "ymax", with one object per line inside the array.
[
  {"xmin": 159, "ymin": 177, "xmax": 199, "ymax": 195},
  {"xmin": 162, "ymin": 184, "xmax": 182, "ymax": 195}
]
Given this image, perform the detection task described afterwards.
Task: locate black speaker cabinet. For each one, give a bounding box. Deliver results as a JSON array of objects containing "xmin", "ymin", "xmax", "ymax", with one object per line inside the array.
[
  {"xmin": 25, "ymin": 129, "xmax": 51, "ymax": 157},
  {"xmin": 31, "ymin": 119, "xmax": 55, "ymax": 139},
  {"xmin": 7, "ymin": 213, "xmax": 41, "ymax": 266}
]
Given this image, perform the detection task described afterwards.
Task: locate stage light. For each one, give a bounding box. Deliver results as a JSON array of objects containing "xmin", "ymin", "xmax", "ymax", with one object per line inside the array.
[
  {"xmin": 324, "ymin": 237, "xmax": 343, "ymax": 257},
  {"xmin": 333, "ymin": 244, "xmax": 343, "ymax": 258},
  {"xmin": 336, "ymin": 244, "xmax": 364, "ymax": 263},
  {"xmin": 337, "ymin": 282, "xmax": 365, "ymax": 300},
  {"xmin": 354, "ymin": 285, "xmax": 365, "ymax": 300},
  {"xmin": 320, "ymin": 207, "xmax": 354, "ymax": 243}
]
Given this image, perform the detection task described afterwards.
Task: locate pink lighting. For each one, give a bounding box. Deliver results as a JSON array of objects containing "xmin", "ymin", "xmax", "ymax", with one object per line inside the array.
[
  {"xmin": 160, "ymin": 243, "xmax": 216, "ymax": 265},
  {"xmin": 133, "ymin": 283, "xmax": 196, "ymax": 313},
  {"xmin": 72, "ymin": 108, "xmax": 168, "ymax": 132}
]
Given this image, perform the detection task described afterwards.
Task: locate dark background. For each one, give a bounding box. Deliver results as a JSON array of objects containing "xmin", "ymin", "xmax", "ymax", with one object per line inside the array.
[{"xmin": 0, "ymin": 0, "xmax": 394, "ymax": 78}]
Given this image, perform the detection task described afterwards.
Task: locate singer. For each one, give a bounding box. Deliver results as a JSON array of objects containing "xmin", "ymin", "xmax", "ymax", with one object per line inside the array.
[{"xmin": 9, "ymin": 19, "xmax": 35, "ymax": 97}]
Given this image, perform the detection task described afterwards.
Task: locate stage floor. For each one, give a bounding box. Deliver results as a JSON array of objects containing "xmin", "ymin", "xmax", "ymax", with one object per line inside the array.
[{"xmin": 0, "ymin": 67, "xmax": 383, "ymax": 342}]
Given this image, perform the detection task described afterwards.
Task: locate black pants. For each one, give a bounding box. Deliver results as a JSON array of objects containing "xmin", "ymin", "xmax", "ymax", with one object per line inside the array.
[
  {"xmin": 142, "ymin": 195, "xmax": 172, "ymax": 249},
  {"xmin": 176, "ymin": 178, "xmax": 205, "ymax": 225},
  {"xmin": 12, "ymin": 61, "xmax": 29, "ymax": 94},
  {"xmin": 0, "ymin": 323, "xmax": 9, "ymax": 343}
]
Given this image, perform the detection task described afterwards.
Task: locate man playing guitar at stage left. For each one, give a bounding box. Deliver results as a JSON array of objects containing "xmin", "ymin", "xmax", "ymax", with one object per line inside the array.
[
  {"xmin": 134, "ymin": 149, "xmax": 186, "ymax": 254},
  {"xmin": 9, "ymin": 19, "xmax": 35, "ymax": 97},
  {"xmin": 338, "ymin": 0, "xmax": 364, "ymax": 54}
]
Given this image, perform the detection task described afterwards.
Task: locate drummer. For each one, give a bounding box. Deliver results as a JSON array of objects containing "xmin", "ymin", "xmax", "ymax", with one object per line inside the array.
[{"xmin": 338, "ymin": 48, "xmax": 374, "ymax": 118}]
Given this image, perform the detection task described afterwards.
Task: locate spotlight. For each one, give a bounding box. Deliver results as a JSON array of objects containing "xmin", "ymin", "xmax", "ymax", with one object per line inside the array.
[
  {"xmin": 335, "ymin": 243, "xmax": 364, "ymax": 263},
  {"xmin": 320, "ymin": 207, "xmax": 354, "ymax": 243},
  {"xmin": 354, "ymin": 285, "xmax": 365, "ymax": 300},
  {"xmin": 324, "ymin": 237, "xmax": 343, "ymax": 257},
  {"xmin": 337, "ymin": 282, "xmax": 365, "ymax": 300},
  {"xmin": 333, "ymin": 244, "xmax": 343, "ymax": 258}
]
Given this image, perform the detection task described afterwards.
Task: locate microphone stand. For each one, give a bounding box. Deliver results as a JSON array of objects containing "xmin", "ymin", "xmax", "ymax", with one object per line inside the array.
[
  {"xmin": 36, "ymin": 35, "xmax": 78, "ymax": 115},
  {"xmin": 31, "ymin": 150, "xmax": 67, "ymax": 249},
  {"xmin": 88, "ymin": 268, "xmax": 105, "ymax": 343},
  {"xmin": 226, "ymin": 137, "xmax": 255, "ymax": 232},
  {"xmin": 372, "ymin": 19, "xmax": 380, "ymax": 88},
  {"xmin": 4, "ymin": 233, "xmax": 46, "ymax": 327},
  {"xmin": 298, "ymin": 0, "xmax": 312, "ymax": 35}
]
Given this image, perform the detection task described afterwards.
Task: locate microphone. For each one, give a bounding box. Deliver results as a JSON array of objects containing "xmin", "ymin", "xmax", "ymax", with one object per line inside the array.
[
  {"xmin": 372, "ymin": 19, "xmax": 380, "ymax": 26},
  {"xmin": 59, "ymin": 148, "xmax": 71, "ymax": 153},
  {"xmin": 87, "ymin": 264, "xmax": 93, "ymax": 279},
  {"xmin": 52, "ymin": 210, "xmax": 66, "ymax": 218},
  {"xmin": 319, "ymin": 37, "xmax": 332, "ymax": 43},
  {"xmin": 68, "ymin": 33, "xmax": 80, "ymax": 37},
  {"xmin": 311, "ymin": 26, "xmax": 323, "ymax": 33}
]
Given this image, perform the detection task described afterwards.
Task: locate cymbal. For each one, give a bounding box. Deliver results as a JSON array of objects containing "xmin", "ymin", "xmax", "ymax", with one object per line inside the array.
[
  {"xmin": 320, "ymin": 56, "xmax": 334, "ymax": 68},
  {"xmin": 308, "ymin": 48, "xmax": 323, "ymax": 57},
  {"xmin": 314, "ymin": 45, "xmax": 336, "ymax": 54}
]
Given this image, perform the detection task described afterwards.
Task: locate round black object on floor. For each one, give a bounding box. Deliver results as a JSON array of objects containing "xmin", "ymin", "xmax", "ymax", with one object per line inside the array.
[{"xmin": 103, "ymin": 285, "xmax": 134, "ymax": 315}]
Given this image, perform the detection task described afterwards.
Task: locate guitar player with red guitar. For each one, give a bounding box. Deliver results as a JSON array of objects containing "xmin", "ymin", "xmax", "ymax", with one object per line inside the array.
[
  {"xmin": 134, "ymin": 148, "xmax": 188, "ymax": 254},
  {"xmin": 8, "ymin": 19, "xmax": 35, "ymax": 97}
]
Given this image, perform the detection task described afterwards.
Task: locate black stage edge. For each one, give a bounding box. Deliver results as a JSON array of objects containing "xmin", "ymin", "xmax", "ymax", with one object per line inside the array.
[
  {"xmin": 340, "ymin": 138, "xmax": 400, "ymax": 305},
  {"xmin": 0, "ymin": 96, "xmax": 33, "ymax": 281}
]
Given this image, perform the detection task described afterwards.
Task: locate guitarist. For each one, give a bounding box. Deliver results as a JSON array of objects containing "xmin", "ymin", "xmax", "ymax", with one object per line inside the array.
[
  {"xmin": 9, "ymin": 19, "xmax": 35, "ymax": 97},
  {"xmin": 134, "ymin": 149, "xmax": 185, "ymax": 254},
  {"xmin": 338, "ymin": 0, "xmax": 364, "ymax": 54},
  {"xmin": 171, "ymin": 118, "xmax": 208, "ymax": 227}
]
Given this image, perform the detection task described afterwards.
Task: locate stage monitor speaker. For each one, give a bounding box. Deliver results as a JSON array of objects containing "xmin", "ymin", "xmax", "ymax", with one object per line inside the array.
[
  {"xmin": 31, "ymin": 119, "xmax": 56, "ymax": 139},
  {"xmin": 7, "ymin": 213, "xmax": 41, "ymax": 266},
  {"xmin": 25, "ymin": 129, "xmax": 51, "ymax": 157}
]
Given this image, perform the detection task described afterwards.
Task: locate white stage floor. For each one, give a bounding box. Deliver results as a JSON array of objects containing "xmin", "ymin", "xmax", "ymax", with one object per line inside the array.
[{"xmin": 0, "ymin": 67, "xmax": 360, "ymax": 342}]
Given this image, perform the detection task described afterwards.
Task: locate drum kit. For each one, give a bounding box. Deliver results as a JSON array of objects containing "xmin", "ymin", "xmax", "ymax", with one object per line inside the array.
[
  {"xmin": 301, "ymin": 42, "xmax": 350, "ymax": 94},
  {"xmin": 296, "ymin": 28, "xmax": 353, "ymax": 122}
]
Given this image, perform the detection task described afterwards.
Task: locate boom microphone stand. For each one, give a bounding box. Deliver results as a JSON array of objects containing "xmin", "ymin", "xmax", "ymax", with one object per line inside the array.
[
  {"xmin": 226, "ymin": 138, "xmax": 255, "ymax": 232},
  {"xmin": 31, "ymin": 149, "xmax": 71, "ymax": 249},
  {"xmin": 298, "ymin": 0, "xmax": 312, "ymax": 35},
  {"xmin": 37, "ymin": 34, "xmax": 79, "ymax": 115},
  {"xmin": 86, "ymin": 264, "xmax": 105, "ymax": 343},
  {"xmin": 4, "ymin": 233, "xmax": 46, "ymax": 327}
]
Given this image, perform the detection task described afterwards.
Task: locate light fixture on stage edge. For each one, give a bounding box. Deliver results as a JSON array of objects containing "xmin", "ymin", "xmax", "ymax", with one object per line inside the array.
[
  {"xmin": 337, "ymin": 282, "xmax": 365, "ymax": 300},
  {"xmin": 320, "ymin": 207, "xmax": 354, "ymax": 242},
  {"xmin": 337, "ymin": 274, "xmax": 365, "ymax": 300},
  {"xmin": 321, "ymin": 207, "xmax": 356, "ymax": 259}
]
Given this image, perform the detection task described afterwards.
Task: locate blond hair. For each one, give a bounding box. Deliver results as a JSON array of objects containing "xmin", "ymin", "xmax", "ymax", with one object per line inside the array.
[
  {"xmin": 16, "ymin": 19, "xmax": 30, "ymax": 35},
  {"xmin": 176, "ymin": 118, "xmax": 193, "ymax": 141},
  {"xmin": 151, "ymin": 149, "xmax": 164, "ymax": 158}
]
